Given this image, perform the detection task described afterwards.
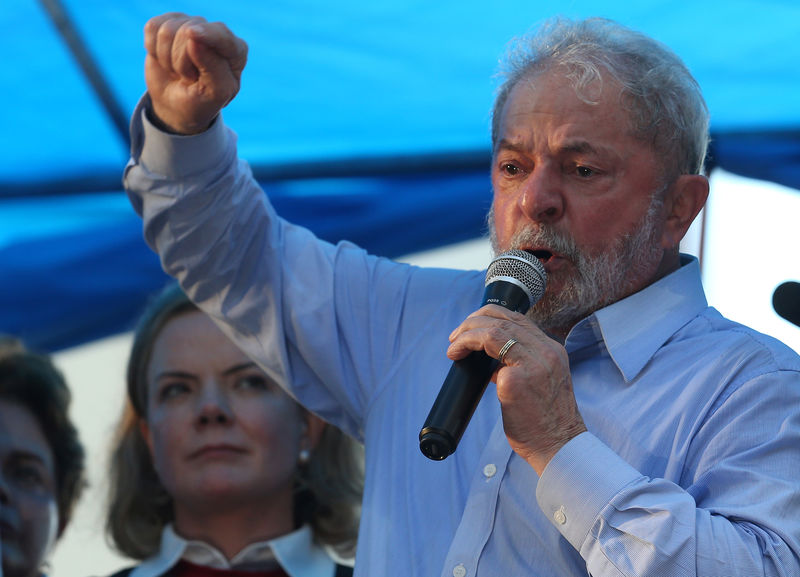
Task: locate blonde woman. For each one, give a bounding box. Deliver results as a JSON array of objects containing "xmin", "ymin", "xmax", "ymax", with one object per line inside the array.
[{"xmin": 104, "ymin": 285, "xmax": 363, "ymax": 577}]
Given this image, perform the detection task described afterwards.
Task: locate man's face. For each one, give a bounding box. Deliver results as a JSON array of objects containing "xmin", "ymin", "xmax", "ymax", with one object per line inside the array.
[{"xmin": 490, "ymin": 69, "xmax": 670, "ymax": 336}]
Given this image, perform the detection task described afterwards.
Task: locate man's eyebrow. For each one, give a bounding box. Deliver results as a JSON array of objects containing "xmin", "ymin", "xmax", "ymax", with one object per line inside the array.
[
  {"xmin": 495, "ymin": 138, "xmax": 614, "ymax": 158},
  {"xmin": 495, "ymin": 138, "xmax": 527, "ymax": 153},
  {"xmin": 560, "ymin": 140, "xmax": 598, "ymax": 155}
]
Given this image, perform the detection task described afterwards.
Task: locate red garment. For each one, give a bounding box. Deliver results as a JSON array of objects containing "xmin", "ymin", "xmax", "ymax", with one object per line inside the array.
[{"xmin": 170, "ymin": 560, "xmax": 289, "ymax": 577}]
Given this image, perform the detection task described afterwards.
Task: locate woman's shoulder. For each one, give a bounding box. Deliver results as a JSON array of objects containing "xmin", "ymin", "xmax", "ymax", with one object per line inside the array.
[
  {"xmin": 97, "ymin": 566, "xmax": 171, "ymax": 577},
  {"xmin": 103, "ymin": 568, "xmax": 136, "ymax": 577},
  {"xmin": 333, "ymin": 564, "xmax": 353, "ymax": 577}
]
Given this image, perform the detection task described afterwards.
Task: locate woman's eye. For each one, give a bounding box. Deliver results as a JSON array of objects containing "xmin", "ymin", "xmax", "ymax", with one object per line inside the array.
[
  {"xmin": 11, "ymin": 464, "xmax": 47, "ymax": 489},
  {"xmin": 236, "ymin": 375, "xmax": 270, "ymax": 391},
  {"xmin": 158, "ymin": 382, "xmax": 190, "ymax": 401}
]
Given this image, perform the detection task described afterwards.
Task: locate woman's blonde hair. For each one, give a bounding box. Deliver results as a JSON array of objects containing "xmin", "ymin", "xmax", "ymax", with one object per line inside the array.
[{"xmin": 105, "ymin": 283, "xmax": 363, "ymax": 560}]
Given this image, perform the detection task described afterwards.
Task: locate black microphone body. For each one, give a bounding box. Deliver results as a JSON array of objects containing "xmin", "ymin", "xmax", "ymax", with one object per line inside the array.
[
  {"xmin": 419, "ymin": 250, "xmax": 546, "ymax": 461},
  {"xmin": 773, "ymin": 281, "xmax": 800, "ymax": 328}
]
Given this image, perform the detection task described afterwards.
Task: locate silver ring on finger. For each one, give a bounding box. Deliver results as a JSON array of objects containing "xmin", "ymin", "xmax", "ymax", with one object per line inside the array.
[{"xmin": 498, "ymin": 338, "xmax": 518, "ymax": 364}]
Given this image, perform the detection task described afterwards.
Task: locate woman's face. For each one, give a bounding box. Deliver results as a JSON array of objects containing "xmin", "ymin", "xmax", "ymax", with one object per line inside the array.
[
  {"xmin": 141, "ymin": 311, "xmax": 319, "ymax": 523},
  {"xmin": 0, "ymin": 400, "xmax": 59, "ymax": 577}
]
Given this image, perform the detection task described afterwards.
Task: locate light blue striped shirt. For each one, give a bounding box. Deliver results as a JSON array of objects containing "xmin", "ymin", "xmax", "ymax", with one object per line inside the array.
[{"xmin": 125, "ymin": 98, "xmax": 800, "ymax": 577}]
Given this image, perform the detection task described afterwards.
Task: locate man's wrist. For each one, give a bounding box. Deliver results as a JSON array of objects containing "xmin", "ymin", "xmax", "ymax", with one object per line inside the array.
[{"xmin": 144, "ymin": 95, "xmax": 217, "ymax": 135}]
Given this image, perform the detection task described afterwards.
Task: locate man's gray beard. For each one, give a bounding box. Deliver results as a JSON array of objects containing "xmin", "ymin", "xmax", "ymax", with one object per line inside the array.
[{"xmin": 488, "ymin": 195, "xmax": 665, "ymax": 335}]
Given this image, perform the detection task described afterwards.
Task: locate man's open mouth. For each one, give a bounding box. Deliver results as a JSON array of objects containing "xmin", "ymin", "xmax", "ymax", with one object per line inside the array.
[{"xmin": 528, "ymin": 249, "xmax": 554, "ymax": 264}]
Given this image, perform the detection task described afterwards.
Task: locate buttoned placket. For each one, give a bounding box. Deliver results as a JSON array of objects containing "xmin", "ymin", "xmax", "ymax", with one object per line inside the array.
[{"xmin": 439, "ymin": 417, "xmax": 513, "ymax": 577}]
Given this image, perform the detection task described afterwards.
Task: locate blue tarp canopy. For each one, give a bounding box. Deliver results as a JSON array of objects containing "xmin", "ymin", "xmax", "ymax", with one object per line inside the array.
[{"xmin": 2, "ymin": 0, "xmax": 799, "ymax": 351}]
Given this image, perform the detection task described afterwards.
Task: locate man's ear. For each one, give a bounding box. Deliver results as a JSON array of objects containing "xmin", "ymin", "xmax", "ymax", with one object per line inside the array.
[{"xmin": 661, "ymin": 174, "xmax": 709, "ymax": 250}]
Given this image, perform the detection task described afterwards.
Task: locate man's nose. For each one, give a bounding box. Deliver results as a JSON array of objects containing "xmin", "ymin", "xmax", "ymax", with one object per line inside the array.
[{"xmin": 518, "ymin": 165, "xmax": 564, "ymax": 223}]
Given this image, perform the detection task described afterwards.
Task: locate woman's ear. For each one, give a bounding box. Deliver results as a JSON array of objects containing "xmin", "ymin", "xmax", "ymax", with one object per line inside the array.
[
  {"xmin": 301, "ymin": 412, "xmax": 327, "ymax": 452},
  {"xmin": 139, "ymin": 417, "xmax": 155, "ymax": 457},
  {"xmin": 661, "ymin": 174, "xmax": 709, "ymax": 250}
]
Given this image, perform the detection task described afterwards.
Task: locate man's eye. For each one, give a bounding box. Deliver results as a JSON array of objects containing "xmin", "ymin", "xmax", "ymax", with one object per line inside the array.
[
  {"xmin": 502, "ymin": 163, "xmax": 521, "ymax": 176},
  {"xmin": 576, "ymin": 166, "xmax": 595, "ymax": 177}
]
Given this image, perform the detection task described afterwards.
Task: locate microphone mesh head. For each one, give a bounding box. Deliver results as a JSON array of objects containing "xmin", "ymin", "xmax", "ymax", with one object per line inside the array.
[{"xmin": 485, "ymin": 249, "xmax": 547, "ymax": 306}]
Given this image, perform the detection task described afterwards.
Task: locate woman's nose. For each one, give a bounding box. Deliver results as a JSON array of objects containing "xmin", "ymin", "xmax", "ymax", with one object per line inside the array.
[
  {"xmin": 195, "ymin": 385, "xmax": 233, "ymax": 426},
  {"xmin": 198, "ymin": 411, "xmax": 229, "ymax": 425}
]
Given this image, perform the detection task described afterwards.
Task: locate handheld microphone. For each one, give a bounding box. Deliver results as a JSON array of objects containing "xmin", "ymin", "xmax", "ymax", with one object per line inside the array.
[
  {"xmin": 773, "ymin": 281, "xmax": 800, "ymax": 328},
  {"xmin": 419, "ymin": 249, "xmax": 547, "ymax": 461}
]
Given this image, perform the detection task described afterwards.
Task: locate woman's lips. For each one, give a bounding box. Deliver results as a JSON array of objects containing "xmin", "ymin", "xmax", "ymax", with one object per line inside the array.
[{"xmin": 189, "ymin": 444, "xmax": 246, "ymax": 460}]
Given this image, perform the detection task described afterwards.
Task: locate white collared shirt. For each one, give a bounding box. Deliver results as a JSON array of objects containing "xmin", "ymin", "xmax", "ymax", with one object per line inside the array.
[{"xmin": 129, "ymin": 525, "xmax": 341, "ymax": 577}]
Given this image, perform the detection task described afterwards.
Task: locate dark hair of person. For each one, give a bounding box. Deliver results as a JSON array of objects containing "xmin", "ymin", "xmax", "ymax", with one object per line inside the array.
[{"xmin": 0, "ymin": 347, "xmax": 87, "ymax": 536}]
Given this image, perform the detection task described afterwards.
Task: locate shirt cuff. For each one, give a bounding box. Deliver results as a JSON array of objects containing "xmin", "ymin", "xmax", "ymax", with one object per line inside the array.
[
  {"xmin": 139, "ymin": 99, "xmax": 231, "ymax": 179},
  {"xmin": 535, "ymin": 431, "xmax": 644, "ymax": 550}
]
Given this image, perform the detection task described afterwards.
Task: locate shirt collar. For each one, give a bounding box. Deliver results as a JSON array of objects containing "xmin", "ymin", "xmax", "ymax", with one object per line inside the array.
[
  {"xmin": 565, "ymin": 254, "xmax": 708, "ymax": 382},
  {"xmin": 130, "ymin": 524, "xmax": 336, "ymax": 577}
]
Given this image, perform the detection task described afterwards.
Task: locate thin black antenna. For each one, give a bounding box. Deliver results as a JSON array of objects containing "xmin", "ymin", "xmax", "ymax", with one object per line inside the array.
[{"xmin": 38, "ymin": 0, "xmax": 130, "ymax": 147}]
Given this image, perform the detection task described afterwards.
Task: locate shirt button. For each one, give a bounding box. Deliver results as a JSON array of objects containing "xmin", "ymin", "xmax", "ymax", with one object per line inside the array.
[
  {"xmin": 483, "ymin": 463, "xmax": 497, "ymax": 478},
  {"xmin": 553, "ymin": 506, "xmax": 567, "ymax": 525},
  {"xmin": 453, "ymin": 564, "xmax": 467, "ymax": 577}
]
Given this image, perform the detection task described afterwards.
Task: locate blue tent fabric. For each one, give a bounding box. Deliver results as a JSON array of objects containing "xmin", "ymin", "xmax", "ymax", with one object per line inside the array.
[
  {"xmin": 1, "ymin": 0, "xmax": 799, "ymax": 351},
  {"xmin": 0, "ymin": 218, "xmax": 169, "ymax": 349},
  {"xmin": 1, "ymin": 169, "xmax": 495, "ymax": 351},
  {"xmin": 708, "ymin": 130, "xmax": 800, "ymax": 191}
]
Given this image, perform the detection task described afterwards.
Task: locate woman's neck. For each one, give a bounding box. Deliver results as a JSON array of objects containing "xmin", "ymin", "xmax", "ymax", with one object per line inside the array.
[{"xmin": 172, "ymin": 499, "xmax": 295, "ymax": 560}]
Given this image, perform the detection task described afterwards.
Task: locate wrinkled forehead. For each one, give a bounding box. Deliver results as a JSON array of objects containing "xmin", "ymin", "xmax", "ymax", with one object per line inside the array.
[
  {"xmin": 499, "ymin": 68, "xmax": 634, "ymax": 139},
  {"xmin": 500, "ymin": 67, "xmax": 667, "ymax": 172},
  {"xmin": 519, "ymin": 64, "xmax": 632, "ymax": 119}
]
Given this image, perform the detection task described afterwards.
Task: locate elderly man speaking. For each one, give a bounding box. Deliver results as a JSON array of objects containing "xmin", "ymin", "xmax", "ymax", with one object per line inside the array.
[{"xmin": 124, "ymin": 12, "xmax": 800, "ymax": 577}]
